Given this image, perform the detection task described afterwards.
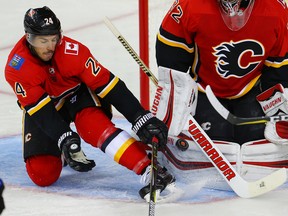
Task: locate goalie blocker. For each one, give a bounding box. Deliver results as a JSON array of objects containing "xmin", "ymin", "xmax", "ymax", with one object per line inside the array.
[
  {"xmin": 151, "ymin": 66, "xmax": 198, "ymax": 136},
  {"xmin": 257, "ymin": 84, "xmax": 288, "ymax": 145}
]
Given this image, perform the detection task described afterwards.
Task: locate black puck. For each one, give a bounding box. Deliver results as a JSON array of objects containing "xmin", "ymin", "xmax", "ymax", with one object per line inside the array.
[{"xmin": 175, "ymin": 138, "xmax": 189, "ymax": 151}]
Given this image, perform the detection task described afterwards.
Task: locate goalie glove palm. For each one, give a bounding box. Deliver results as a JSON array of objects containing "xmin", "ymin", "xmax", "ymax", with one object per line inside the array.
[
  {"xmin": 132, "ymin": 111, "xmax": 168, "ymax": 148},
  {"xmin": 59, "ymin": 132, "xmax": 96, "ymax": 172}
]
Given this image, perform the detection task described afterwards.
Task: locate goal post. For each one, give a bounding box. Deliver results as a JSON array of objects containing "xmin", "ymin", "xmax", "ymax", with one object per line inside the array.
[
  {"xmin": 138, "ymin": 0, "xmax": 174, "ymax": 110},
  {"xmin": 139, "ymin": 0, "xmax": 150, "ymax": 110}
]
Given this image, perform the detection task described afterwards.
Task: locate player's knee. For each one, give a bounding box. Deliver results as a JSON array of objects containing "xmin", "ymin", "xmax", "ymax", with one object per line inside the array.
[{"xmin": 26, "ymin": 155, "xmax": 62, "ymax": 187}]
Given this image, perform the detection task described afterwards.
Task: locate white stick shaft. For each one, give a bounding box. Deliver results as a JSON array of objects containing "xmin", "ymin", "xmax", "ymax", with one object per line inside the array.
[{"xmin": 104, "ymin": 17, "xmax": 158, "ymax": 86}]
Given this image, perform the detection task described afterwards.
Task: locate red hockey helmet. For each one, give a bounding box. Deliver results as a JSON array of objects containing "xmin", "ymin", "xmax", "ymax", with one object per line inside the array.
[{"xmin": 218, "ymin": 0, "xmax": 255, "ymax": 31}]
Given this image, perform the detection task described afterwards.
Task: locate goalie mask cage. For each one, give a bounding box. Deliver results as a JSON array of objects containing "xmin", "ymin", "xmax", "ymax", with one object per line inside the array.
[{"xmin": 138, "ymin": 0, "xmax": 174, "ymax": 109}]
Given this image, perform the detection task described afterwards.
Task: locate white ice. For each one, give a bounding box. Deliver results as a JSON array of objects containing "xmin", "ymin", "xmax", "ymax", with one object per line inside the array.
[{"xmin": 0, "ymin": 0, "xmax": 287, "ymax": 215}]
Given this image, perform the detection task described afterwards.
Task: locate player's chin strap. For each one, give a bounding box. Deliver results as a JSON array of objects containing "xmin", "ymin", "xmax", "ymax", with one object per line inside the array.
[{"xmin": 103, "ymin": 16, "xmax": 287, "ymax": 198}]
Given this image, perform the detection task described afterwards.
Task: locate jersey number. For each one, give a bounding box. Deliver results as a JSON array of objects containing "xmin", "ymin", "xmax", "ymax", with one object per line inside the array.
[
  {"xmin": 44, "ymin": 17, "xmax": 54, "ymax": 25},
  {"xmin": 85, "ymin": 57, "xmax": 101, "ymax": 76},
  {"xmin": 171, "ymin": 5, "xmax": 183, "ymax": 23},
  {"xmin": 15, "ymin": 82, "xmax": 26, "ymax": 97}
]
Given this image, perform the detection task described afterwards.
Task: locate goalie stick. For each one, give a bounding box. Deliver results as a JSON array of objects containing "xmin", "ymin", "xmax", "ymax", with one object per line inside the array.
[
  {"xmin": 205, "ymin": 85, "xmax": 288, "ymax": 125},
  {"xmin": 103, "ymin": 16, "xmax": 287, "ymax": 198}
]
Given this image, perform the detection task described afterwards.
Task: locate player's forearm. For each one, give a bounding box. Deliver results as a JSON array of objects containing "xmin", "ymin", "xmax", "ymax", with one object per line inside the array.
[{"xmin": 101, "ymin": 79, "xmax": 146, "ymax": 123}]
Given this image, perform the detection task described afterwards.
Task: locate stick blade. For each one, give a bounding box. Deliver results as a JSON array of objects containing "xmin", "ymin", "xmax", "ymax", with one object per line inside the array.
[{"xmin": 238, "ymin": 168, "xmax": 287, "ymax": 198}]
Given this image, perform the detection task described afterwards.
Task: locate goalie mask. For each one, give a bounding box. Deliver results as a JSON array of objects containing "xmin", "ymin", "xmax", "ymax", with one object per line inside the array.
[{"xmin": 218, "ymin": 0, "xmax": 255, "ymax": 31}]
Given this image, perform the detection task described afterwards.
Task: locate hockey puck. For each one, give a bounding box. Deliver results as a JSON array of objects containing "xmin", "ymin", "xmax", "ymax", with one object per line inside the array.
[{"xmin": 175, "ymin": 138, "xmax": 189, "ymax": 151}]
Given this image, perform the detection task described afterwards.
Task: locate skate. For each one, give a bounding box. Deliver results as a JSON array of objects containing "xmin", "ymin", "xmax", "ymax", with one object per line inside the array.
[{"xmin": 139, "ymin": 164, "xmax": 176, "ymax": 202}]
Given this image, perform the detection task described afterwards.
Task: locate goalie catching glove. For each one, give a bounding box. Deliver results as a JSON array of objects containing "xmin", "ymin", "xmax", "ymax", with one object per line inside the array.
[
  {"xmin": 132, "ymin": 110, "xmax": 168, "ymax": 148},
  {"xmin": 257, "ymin": 84, "xmax": 288, "ymax": 144},
  {"xmin": 58, "ymin": 131, "xmax": 96, "ymax": 171}
]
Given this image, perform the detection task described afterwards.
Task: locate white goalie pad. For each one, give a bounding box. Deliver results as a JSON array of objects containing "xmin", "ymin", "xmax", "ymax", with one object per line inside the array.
[
  {"xmin": 151, "ymin": 66, "xmax": 198, "ymax": 136},
  {"xmin": 240, "ymin": 139, "xmax": 288, "ymax": 180},
  {"xmin": 159, "ymin": 136, "xmax": 288, "ymax": 192},
  {"xmin": 158, "ymin": 135, "xmax": 240, "ymax": 191}
]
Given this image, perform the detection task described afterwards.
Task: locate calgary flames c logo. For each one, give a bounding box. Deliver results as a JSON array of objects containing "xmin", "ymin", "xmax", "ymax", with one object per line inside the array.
[{"xmin": 213, "ymin": 40, "xmax": 265, "ymax": 78}]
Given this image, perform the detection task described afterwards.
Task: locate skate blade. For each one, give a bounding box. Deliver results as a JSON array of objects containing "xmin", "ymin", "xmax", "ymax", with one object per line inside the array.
[{"xmin": 143, "ymin": 182, "xmax": 178, "ymax": 203}]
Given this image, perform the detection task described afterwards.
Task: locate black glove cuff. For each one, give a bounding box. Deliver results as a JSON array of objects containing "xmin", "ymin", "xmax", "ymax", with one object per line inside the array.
[
  {"xmin": 132, "ymin": 111, "xmax": 154, "ymax": 134},
  {"xmin": 58, "ymin": 131, "xmax": 80, "ymax": 149}
]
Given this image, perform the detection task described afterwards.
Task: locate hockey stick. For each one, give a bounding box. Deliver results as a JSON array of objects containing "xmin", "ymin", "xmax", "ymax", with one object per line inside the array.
[
  {"xmin": 103, "ymin": 17, "xmax": 287, "ymax": 198},
  {"xmin": 205, "ymin": 85, "xmax": 288, "ymax": 125},
  {"xmin": 103, "ymin": 17, "xmax": 158, "ymax": 86},
  {"xmin": 148, "ymin": 139, "xmax": 158, "ymax": 216}
]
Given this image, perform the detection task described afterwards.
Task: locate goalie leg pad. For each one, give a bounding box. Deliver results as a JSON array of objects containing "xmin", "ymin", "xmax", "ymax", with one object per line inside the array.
[
  {"xmin": 158, "ymin": 136, "xmax": 240, "ymax": 191},
  {"xmin": 240, "ymin": 139, "xmax": 288, "ymax": 180},
  {"xmin": 241, "ymin": 139, "xmax": 288, "ymax": 168},
  {"xmin": 26, "ymin": 154, "xmax": 62, "ymax": 186},
  {"xmin": 152, "ymin": 66, "xmax": 198, "ymax": 136}
]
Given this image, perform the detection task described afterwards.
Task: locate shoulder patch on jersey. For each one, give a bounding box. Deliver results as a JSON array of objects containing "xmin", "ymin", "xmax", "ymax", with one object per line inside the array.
[
  {"xmin": 64, "ymin": 41, "xmax": 79, "ymax": 55},
  {"xmin": 9, "ymin": 54, "xmax": 25, "ymax": 70}
]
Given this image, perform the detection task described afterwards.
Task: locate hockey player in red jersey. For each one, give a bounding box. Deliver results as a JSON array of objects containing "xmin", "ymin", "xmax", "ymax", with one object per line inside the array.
[
  {"xmin": 152, "ymin": 0, "xmax": 288, "ymax": 174},
  {"xmin": 4, "ymin": 6, "xmax": 175, "ymax": 201}
]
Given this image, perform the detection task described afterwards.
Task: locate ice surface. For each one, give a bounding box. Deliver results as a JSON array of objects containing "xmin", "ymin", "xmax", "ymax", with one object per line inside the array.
[{"xmin": 0, "ymin": 0, "xmax": 287, "ymax": 215}]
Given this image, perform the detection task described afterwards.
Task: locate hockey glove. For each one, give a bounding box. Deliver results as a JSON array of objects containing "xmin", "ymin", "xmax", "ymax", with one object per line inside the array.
[
  {"xmin": 0, "ymin": 178, "xmax": 4, "ymax": 214},
  {"xmin": 132, "ymin": 111, "xmax": 168, "ymax": 148},
  {"xmin": 257, "ymin": 84, "xmax": 288, "ymax": 144},
  {"xmin": 58, "ymin": 132, "xmax": 96, "ymax": 172}
]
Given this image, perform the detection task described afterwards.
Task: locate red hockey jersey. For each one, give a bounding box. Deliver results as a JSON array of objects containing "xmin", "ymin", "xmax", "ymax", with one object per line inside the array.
[{"xmin": 5, "ymin": 35, "xmax": 112, "ymax": 109}]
